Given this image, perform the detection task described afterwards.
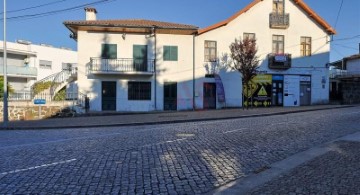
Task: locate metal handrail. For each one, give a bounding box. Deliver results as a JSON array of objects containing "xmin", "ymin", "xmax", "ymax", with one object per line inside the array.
[
  {"xmin": 89, "ymin": 58, "xmax": 155, "ymax": 73},
  {"xmin": 270, "ymin": 12, "xmax": 290, "ymax": 28},
  {"xmin": 331, "ymin": 71, "xmax": 360, "ymax": 79},
  {"xmin": 50, "ymin": 67, "xmax": 77, "ymax": 98}
]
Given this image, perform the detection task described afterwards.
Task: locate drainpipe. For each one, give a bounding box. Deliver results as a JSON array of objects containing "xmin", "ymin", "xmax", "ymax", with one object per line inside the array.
[
  {"xmin": 153, "ymin": 26, "xmax": 157, "ymax": 111},
  {"xmin": 192, "ymin": 34, "xmax": 196, "ymax": 111}
]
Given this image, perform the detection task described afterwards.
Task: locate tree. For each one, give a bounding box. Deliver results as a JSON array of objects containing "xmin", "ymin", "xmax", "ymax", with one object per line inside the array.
[
  {"xmin": 228, "ymin": 37, "xmax": 259, "ymax": 109},
  {"xmin": 0, "ymin": 76, "xmax": 14, "ymax": 99}
]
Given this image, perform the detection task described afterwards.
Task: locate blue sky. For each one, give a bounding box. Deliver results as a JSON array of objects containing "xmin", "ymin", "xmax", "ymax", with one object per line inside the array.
[{"xmin": 0, "ymin": 0, "xmax": 359, "ymax": 62}]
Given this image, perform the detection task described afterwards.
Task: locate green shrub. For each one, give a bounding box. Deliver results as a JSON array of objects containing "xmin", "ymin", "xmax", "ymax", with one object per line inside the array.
[
  {"xmin": 53, "ymin": 87, "xmax": 66, "ymax": 101},
  {"xmin": 32, "ymin": 81, "xmax": 52, "ymax": 95}
]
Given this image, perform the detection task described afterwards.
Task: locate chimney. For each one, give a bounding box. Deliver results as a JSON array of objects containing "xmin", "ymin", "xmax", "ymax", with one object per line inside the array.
[{"xmin": 85, "ymin": 7, "xmax": 97, "ymax": 21}]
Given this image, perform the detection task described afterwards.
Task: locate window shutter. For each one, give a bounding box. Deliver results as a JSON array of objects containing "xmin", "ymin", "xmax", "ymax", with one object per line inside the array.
[
  {"xmin": 171, "ymin": 46, "xmax": 178, "ymax": 61},
  {"xmin": 163, "ymin": 46, "xmax": 170, "ymax": 61},
  {"xmin": 102, "ymin": 44, "xmax": 117, "ymax": 59},
  {"xmin": 109, "ymin": 44, "xmax": 117, "ymax": 59}
]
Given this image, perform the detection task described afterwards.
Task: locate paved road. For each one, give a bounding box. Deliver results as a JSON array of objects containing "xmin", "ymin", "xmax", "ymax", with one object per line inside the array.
[{"xmin": 0, "ymin": 107, "xmax": 359, "ymax": 194}]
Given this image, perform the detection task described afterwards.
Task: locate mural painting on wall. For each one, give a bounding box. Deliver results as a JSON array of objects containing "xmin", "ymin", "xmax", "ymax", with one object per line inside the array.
[{"xmin": 243, "ymin": 74, "xmax": 272, "ymax": 107}]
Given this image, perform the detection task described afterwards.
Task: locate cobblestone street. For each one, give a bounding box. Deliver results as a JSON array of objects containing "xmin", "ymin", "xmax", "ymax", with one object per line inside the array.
[
  {"xmin": 250, "ymin": 141, "xmax": 360, "ymax": 195},
  {"xmin": 0, "ymin": 107, "xmax": 359, "ymax": 194}
]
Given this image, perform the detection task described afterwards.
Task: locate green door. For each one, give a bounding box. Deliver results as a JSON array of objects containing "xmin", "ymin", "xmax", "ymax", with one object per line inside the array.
[
  {"xmin": 102, "ymin": 81, "xmax": 116, "ymax": 111},
  {"xmin": 133, "ymin": 45, "xmax": 148, "ymax": 71},
  {"xmin": 164, "ymin": 82, "xmax": 177, "ymax": 111}
]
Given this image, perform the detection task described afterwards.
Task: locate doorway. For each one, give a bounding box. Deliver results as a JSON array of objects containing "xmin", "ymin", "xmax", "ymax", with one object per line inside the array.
[
  {"xmin": 102, "ymin": 81, "xmax": 116, "ymax": 111},
  {"xmin": 272, "ymin": 75, "xmax": 284, "ymax": 106},
  {"xmin": 203, "ymin": 83, "xmax": 216, "ymax": 109},
  {"xmin": 164, "ymin": 82, "xmax": 177, "ymax": 111},
  {"xmin": 133, "ymin": 45, "xmax": 148, "ymax": 71},
  {"xmin": 300, "ymin": 82, "xmax": 311, "ymax": 106}
]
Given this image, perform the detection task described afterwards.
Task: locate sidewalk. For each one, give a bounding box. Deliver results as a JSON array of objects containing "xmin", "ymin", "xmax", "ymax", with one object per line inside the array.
[
  {"xmin": 0, "ymin": 104, "xmax": 355, "ymax": 130},
  {"xmin": 212, "ymin": 131, "xmax": 360, "ymax": 195}
]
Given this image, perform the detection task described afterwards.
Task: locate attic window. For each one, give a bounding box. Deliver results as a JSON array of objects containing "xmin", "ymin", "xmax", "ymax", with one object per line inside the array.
[{"xmin": 273, "ymin": 0, "xmax": 284, "ymax": 14}]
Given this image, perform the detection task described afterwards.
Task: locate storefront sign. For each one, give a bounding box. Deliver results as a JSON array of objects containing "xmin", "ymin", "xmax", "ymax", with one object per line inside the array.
[{"xmin": 244, "ymin": 75, "xmax": 272, "ymax": 107}]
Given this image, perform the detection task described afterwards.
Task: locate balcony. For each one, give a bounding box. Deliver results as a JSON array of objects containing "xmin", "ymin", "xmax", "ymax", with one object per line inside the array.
[
  {"xmin": 89, "ymin": 58, "xmax": 155, "ymax": 75},
  {"xmin": 0, "ymin": 65, "xmax": 37, "ymax": 78},
  {"xmin": 268, "ymin": 53, "xmax": 292, "ymax": 70},
  {"xmin": 269, "ymin": 12, "xmax": 290, "ymax": 29},
  {"xmin": 330, "ymin": 71, "xmax": 360, "ymax": 79}
]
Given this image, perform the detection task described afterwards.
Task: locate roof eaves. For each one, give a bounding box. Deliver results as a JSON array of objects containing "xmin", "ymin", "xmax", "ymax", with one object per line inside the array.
[
  {"xmin": 198, "ymin": 0, "xmax": 336, "ymax": 35},
  {"xmin": 198, "ymin": 0, "xmax": 263, "ymax": 35},
  {"xmin": 293, "ymin": 0, "xmax": 336, "ymax": 35}
]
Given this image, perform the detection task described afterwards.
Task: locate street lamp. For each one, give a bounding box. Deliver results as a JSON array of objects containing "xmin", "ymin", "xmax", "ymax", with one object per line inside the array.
[{"xmin": 3, "ymin": 0, "xmax": 8, "ymax": 127}]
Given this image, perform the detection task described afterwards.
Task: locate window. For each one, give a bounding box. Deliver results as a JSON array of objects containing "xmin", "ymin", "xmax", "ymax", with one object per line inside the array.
[
  {"xmin": 163, "ymin": 46, "xmax": 178, "ymax": 61},
  {"xmin": 243, "ymin": 33, "xmax": 256, "ymax": 40},
  {"xmin": 101, "ymin": 44, "xmax": 117, "ymax": 59},
  {"xmin": 272, "ymin": 35, "xmax": 285, "ymax": 54},
  {"xmin": 39, "ymin": 60, "xmax": 52, "ymax": 69},
  {"xmin": 273, "ymin": 0, "xmax": 284, "ymax": 14},
  {"xmin": 128, "ymin": 82, "xmax": 151, "ymax": 100},
  {"xmin": 204, "ymin": 41, "xmax": 217, "ymax": 62},
  {"xmin": 300, "ymin": 37, "xmax": 312, "ymax": 56}
]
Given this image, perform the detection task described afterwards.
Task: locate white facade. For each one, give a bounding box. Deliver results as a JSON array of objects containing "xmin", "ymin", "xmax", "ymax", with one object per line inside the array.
[
  {"xmin": 0, "ymin": 40, "xmax": 77, "ymax": 92},
  {"xmin": 347, "ymin": 57, "xmax": 360, "ymax": 72},
  {"xmin": 67, "ymin": 0, "xmax": 335, "ymax": 112},
  {"xmin": 196, "ymin": 0, "xmax": 333, "ymax": 106}
]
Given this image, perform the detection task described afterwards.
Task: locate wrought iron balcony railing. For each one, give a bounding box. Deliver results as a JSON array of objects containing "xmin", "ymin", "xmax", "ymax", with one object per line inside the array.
[
  {"xmin": 89, "ymin": 58, "xmax": 155, "ymax": 74},
  {"xmin": 269, "ymin": 12, "xmax": 290, "ymax": 29},
  {"xmin": 268, "ymin": 53, "xmax": 292, "ymax": 69}
]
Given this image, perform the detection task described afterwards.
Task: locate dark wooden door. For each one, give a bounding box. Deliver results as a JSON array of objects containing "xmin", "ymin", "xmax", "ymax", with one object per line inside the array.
[
  {"xmin": 102, "ymin": 81, "xmax": 116, "ymax": 111},
  {"xmin": 164, "ymin": 82, "xmax": 177, "ymax": 111},
  {"xmin": 203, "ymin": 83, "xmax": 216, "ymax": 109}
]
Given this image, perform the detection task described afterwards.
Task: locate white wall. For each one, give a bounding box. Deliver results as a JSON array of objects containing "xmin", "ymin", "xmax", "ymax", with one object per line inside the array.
[
  {"xmin": 156, "ymin": 34, "xmax": 195, "ymax": 110},
  {"xmin": 0, "ymin": 40, "xmax": 77, "ymax": 91},
  {"xmin": 195, "ymin": 0, "xmax": 331, "ymax": 106},
  {"xmin": 77, "ymin": 31, "xmax": 157, "ymax": 111},
  {"xmin": 31, "ymin": 44, "xmax": 77, "ymax": 81},
  {"xmin": 347, "ymin": 58, "xmax": 360, "ymax": 72}
]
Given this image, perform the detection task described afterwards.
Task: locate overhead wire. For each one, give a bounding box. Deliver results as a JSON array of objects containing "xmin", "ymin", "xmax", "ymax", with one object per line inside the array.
[
  {"xmin": 0, "ymin": 0, "xmax": 69, "ymax": 15},
  {"xmin": 334, "ymin": 0, "xmax": 344, "ymax": 29},
  {"xmin": 0, "ymin": 0, "xmax": 115, "ymax": 21}
]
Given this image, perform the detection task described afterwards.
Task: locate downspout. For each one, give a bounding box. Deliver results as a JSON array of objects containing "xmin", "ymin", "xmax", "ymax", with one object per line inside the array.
[
  {"xmin": 192, "ymin": 33, "xmax": 196, "ymax": 111},
  {"xmin": 153, "ymin": 26, "xmax": 157, "ymax": 110}
]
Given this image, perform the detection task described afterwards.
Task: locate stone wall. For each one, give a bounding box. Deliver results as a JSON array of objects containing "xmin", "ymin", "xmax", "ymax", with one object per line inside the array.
[
  {"xmin": 0, "ymin": 101, "xmax": 74, "ymax": 121},
  {"xmin": 342, "ymin": 79, "xmax": 360, "ymax": 104}
]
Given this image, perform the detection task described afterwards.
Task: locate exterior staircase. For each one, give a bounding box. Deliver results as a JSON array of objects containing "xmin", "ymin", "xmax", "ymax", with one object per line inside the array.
[{"xmin": 31, "ymin": 68, "xmax": 78, "ymax": 100}]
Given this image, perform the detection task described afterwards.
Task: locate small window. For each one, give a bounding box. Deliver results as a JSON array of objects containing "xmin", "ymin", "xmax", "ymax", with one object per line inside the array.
[
  {"xmin": 163, "ymin": 46, "xmax": 178, "ymax": 61},
  {"xmin": 128, "ymin": 82, "xmax": 151, "ymax": 100},
  {"xmin": 101, "ymin": 44, "xmax": 117, "ymax": 59},
  {"xmin": 300, "ymin": 37, "xmax": 312, "ymax": 56},
  {"xmin": 273, "ymin": 0, "xmax": 284, "ymax": 14},
  {"xmin": 39, "ymin": 60, "xmax": 52, "ymax": 69},
  {"xmin": 272, "ymin": 35, "xmax": 285, "ymax": 54},
  {"xmin": 204, "ymin": 41, "xmax": 217, "ymax": 62},
  {"xmin": 243, "ymin": 33, "xmax": 256, "ymax": 40}
]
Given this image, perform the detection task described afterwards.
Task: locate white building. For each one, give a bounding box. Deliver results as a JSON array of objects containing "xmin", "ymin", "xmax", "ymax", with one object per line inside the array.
[
  {"xmin": 0, "ymin": 40, "xmax": 77, "ymax": 97},
  {"xmin": 64, "ymin": 0, "xmax": 335, "ymax": 112}
]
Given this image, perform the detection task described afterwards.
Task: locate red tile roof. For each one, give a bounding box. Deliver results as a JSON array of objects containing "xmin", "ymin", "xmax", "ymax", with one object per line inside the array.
[
  {"xmin": 64, "ymin": 19, "xmax": 198, "ymax": 30},
  {"xmin": 198, "ymin": 0, "xmax": 336, "ymax": 35}
]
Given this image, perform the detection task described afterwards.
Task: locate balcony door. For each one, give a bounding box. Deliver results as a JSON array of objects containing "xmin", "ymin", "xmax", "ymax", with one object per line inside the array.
[
  {"xmin": 102, "ymin": 81, "xmax": 116, "ymax": 111},
  {"xmin": 133, "ymin": 45, "xmax": 148, "ymax": 71}
]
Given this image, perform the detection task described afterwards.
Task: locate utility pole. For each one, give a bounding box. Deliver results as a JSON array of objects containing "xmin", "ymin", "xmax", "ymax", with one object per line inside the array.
[{"xmin": 3, "ymin": 0, "xmax": 8, "ymax": 127}]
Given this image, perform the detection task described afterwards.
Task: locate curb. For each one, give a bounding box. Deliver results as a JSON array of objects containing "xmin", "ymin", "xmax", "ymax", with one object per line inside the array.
[{"xmin": 0, "ymin": 105, "xmax": 355, "ymax": 130}]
